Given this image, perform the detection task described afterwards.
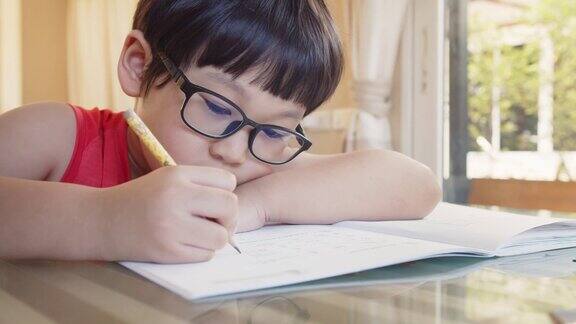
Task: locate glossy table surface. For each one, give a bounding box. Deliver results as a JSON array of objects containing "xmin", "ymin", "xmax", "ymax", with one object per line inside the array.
[{"xmin": 2, "ymin": 208, "xmax": 576, "ymax": 324}]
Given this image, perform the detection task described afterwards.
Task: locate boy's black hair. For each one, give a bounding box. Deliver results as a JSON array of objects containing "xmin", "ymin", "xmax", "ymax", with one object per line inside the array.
[{"xmin": 133, "ymin": 0, "xmax": 343, "ymax": 114}]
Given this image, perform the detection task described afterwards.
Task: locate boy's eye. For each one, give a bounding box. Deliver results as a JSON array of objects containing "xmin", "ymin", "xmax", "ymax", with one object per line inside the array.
[
  {"xmin": 205, "ymin": 99, "xmax": 232, "ymax": 116},
  {"xmin": 262, "ymin": 128, "xmax": 288, "ymax": 139},
  {"xmin": 221, "ymin": 120, "xmax": 243, "ymax": 136}
]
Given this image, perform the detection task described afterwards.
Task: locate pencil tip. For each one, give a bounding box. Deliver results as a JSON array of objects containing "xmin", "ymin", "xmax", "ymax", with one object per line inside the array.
[{"xmin": 233, "ymin": 245, "xmax": 242, "ymax": 254}]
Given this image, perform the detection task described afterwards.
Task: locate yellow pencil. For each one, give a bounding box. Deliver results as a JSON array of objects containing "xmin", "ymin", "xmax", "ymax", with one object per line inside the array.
[{"xmin": 123, "ymin": 109, "xmax": 242, "ymax": 254}]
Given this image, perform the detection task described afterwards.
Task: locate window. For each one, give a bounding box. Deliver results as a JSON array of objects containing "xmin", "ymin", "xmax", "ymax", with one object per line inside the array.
[{"xmin": 445, "ymin": 0, "xmax": 576, "ymax": 212}]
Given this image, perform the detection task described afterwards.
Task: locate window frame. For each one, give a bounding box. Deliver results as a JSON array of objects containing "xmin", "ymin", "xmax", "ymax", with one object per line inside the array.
[{"xmin": 397, "ymin": 0, "xmax": 446, "ymax": 181}]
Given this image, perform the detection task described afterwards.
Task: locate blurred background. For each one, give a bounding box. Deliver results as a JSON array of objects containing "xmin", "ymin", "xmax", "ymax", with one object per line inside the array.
[
  {"xmin": 446, "ymin": 0, "xmax": 576, "ymax": 214},
  {"xmin": 2, "ymin": 2, "xmax": 576, "ymax": 321},
  {"xmin": 1, "ymin": 0, "xmax": 576, "ymax": 214},
  {"xmin": 0, "ymin": 0, "xmax": 356, "ymax": 151}
]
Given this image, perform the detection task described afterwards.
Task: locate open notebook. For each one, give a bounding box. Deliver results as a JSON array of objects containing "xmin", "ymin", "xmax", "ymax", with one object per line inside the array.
[
  {"xmin": 195, "ymin": 246, "xmax": 576, "ymax": 302},
  {"xmin": 122, "ymin": 203, "xmax": 576, "ymax": 300}
]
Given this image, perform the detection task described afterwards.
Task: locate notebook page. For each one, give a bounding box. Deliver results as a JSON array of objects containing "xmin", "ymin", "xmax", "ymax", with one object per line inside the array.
[
  {"xmin": 122, "ymin": 225, "xmax": 472, "ymax": 300},
  {"xmin": 337, "ymin": 203, "xmax": 570, "ymax": 253},
  {"xmin": 199, "ymin": 257, "xmax": 486, "ymax": 302},
  {"xmin": 202, "ymin": 246, "xmax": 576, "ymax": 302},
  {"xmin": 495, "ymin": 222, "xmax": 576, "ymax": 255}
]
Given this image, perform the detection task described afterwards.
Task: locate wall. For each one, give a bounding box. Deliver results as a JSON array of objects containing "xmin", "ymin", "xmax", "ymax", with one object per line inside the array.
[
  {"xmin": 3, "ymin": 0, "xmax": 355, "ymax": 113},
  {"xmin": 322, "ymin": 0, "xmax": 355, "ymax": 111},
  {"xmin": 21, "ymin": 0, "xmax": 68, "ymax": 104}
]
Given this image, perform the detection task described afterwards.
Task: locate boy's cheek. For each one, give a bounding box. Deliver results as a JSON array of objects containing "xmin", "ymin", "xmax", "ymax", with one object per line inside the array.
[{"xmin": 147, "ymin": 127, "xmax": 274, "ymax": 183}]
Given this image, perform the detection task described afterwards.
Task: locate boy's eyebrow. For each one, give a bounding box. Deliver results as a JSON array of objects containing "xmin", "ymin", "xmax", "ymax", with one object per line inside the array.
[
  {"xmin": 279, "ymin": 110, "xmax": 302, "ymax": 120},
  {"xmin": 206, "ymin": 71, "xmax": 246, "ymax": 95},
  {"xmin": 206, "ymin": 71, "xmax": 303, "ymax": 120}
]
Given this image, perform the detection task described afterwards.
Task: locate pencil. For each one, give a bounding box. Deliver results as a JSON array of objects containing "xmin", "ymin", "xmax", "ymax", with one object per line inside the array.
[{"xmin": 123, "ymin": 109, "xmax": 242, "ymax": 254}]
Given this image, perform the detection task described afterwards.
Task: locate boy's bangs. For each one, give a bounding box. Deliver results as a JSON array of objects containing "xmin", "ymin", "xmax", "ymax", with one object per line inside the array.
[
  {"xmin": 140, "ymin": 0, "xmax": 342, "ymax": 113},
  {"xmin": 195, "ymin": 17, "xmax": 339, "ymax": 114}
]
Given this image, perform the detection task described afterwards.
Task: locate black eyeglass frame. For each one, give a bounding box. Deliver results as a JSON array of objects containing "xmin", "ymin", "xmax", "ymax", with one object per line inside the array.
[{"xmin": 158, "ymin": 52, "xmax": 312, "ymax": 165}]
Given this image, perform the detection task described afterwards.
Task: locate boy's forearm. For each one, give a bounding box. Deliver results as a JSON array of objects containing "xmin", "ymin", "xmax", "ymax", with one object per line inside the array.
[
  {"xmin": 0, "ymin": 176, "xmax": 107, "ymax": 260},
  {"xmin": 237, "ymin": 150, "xmax": 442, "ymax": 225}
]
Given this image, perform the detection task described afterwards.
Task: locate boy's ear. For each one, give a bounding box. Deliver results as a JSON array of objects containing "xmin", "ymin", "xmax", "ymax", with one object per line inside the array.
[{"xmin": 118, "ymin": 30, "xmax": 153, "ymax": 97}]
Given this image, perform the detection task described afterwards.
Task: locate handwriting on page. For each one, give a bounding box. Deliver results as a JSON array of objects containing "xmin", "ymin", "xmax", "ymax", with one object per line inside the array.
[
  {"xmin": 231, "ymin": 226, "xmax": 421, "ymax": 266},
  {"xmin": 122, "ymin": 225, "xmax": 460, "ymax": 299}
]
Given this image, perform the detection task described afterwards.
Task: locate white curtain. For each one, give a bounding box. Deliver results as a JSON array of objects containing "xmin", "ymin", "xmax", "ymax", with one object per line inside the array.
[
  {"xmin": 304, "ymin": 0, "xmax": 409, "ymax": 152},
  {"xmin": 348, "ymin": 0, "xmax": 409, "ymax": 150},
  {"xmin": 0, "ymin": 0, "xmax": 22, "ymax": 112},
  {"xmin": 67, "ymin": 0, "xmax": 138, "ymax": 110}
]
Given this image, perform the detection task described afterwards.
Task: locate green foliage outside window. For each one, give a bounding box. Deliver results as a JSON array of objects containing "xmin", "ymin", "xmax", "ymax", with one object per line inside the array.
[{"xmin": 468, "ymin": 0, "xmax": 576, "ymax": 151}]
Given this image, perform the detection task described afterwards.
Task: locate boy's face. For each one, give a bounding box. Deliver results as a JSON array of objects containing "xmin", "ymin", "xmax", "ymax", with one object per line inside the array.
[{"xmin": 136, "ymin": 64, "xmax": 307, "ymax": 184}]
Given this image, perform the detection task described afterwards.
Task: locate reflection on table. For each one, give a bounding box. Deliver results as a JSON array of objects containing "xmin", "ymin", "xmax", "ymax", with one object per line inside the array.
[{"xmin": 2, "ymin": 245, "xmax": 576, "ymax": 324}]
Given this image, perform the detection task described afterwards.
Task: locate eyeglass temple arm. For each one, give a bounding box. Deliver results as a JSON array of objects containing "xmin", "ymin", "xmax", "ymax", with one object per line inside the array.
[
  {"xmin": 158, "ymin": 52, "xmax": 186, "ymax": 86},
  {"xmin": 296, "ymin": 124, "xmax": 306, "ymax": 135},
  {"xmin": 295, "ymin": 125, "xmax": 312, "ymax": 148}
]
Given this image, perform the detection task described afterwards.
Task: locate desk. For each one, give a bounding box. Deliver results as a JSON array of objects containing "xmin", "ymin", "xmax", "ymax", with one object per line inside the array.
[{"xmin": 2, "ymin": 209, "xmax": 576, "ymax": 324}]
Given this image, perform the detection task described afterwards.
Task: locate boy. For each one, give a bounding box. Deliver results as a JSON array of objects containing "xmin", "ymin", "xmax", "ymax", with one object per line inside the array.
[{"xmin": 0, "ymin": 0, "xmax": 441, "ymax": 263}]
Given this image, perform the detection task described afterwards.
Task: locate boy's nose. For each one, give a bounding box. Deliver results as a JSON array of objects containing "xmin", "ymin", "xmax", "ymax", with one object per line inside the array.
[{"xmin": 209, "ymin": 129, "xmax": 249, "ymax": 166}]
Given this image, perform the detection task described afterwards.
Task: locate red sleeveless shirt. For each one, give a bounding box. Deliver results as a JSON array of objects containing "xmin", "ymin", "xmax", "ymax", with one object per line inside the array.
[{"xmin": 60, "ymin": 105, "xmax": 131, "ymax": 188}]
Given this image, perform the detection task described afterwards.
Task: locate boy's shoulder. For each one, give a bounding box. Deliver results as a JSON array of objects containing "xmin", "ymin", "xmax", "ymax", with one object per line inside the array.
[
  {"xmin": 1, "ymin": 102, "xmax": 75, "ymax": 127},
  {"xmin": 0, "ymin": 102, "xmax": 77, "ymax": 181}
]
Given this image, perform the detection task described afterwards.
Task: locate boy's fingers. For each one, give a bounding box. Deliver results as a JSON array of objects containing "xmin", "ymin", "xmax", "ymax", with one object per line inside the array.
[
  {"xmin": 187, "ymin": 186, "xmax": 238, "ymax": 231},
  {"xmin": 176, "ymin": 215, "xmax": 230, "ymax": 251},
  {"xmin": 157, "ymin": 245, "xmax": 215, "ymax": 264},
  {"xmin": 178, "ymin": 245, "xmax": 215, "ymax": 263}
]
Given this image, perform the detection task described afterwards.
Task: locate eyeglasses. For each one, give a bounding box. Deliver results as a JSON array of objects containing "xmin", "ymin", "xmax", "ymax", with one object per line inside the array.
[{"xmin": 158, "ymin": 52, "xmax": 312, "ymax": 165}]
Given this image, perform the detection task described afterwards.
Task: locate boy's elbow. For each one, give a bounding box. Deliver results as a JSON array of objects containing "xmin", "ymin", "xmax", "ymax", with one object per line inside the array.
[
  {"xmin": 356, "ymin": 149, "xmax": 442, "ymax": 221},
  {"xmin": 407, "ymin": 165, "xmax": 442, "ymax": 220},
  {"xmin": 375, "ymin": 150, "xmax": 442, "ymax": 220}
]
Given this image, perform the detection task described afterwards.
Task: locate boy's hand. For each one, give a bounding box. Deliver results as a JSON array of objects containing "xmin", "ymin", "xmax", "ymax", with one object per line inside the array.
[
  {"xmin": 235, "ymin": 191, "xmax": 267, "ymax": 233},
  {"xmin": 97, "ymin": 166, "xmax": 238, "ymax": 263}
]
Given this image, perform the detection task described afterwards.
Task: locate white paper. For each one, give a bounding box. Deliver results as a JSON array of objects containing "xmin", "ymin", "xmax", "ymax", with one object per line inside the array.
[
  {"xmin": 338, "ymin": 203, "xmax": 576, "ymax": 253},
  {"xmin": 122, "ymin": 225, "xmax": 468, "ymax": 300},
  {"xmin": 121, "ymin": 204, "xmax": 576, "ymax": 300}
]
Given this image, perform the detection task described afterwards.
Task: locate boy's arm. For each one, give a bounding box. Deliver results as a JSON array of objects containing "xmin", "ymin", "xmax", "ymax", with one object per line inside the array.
[
  {"xmin": 0, "ymin": 102, "xmax": 76, "ymax": 181},
  {"xmin": 0, "ymin": 176, "xmax": 107, "ymax": 259},
  {"xmin": 235, "ymin": 149, "xmax": 441, "ymax": 231},
  {"xmin": 0, "ymin": 104, "xmax": 239, "ymax": 262},
  {"xmin": 0, "ymin": 103, "xmax": 107, "ymax": 259}
]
